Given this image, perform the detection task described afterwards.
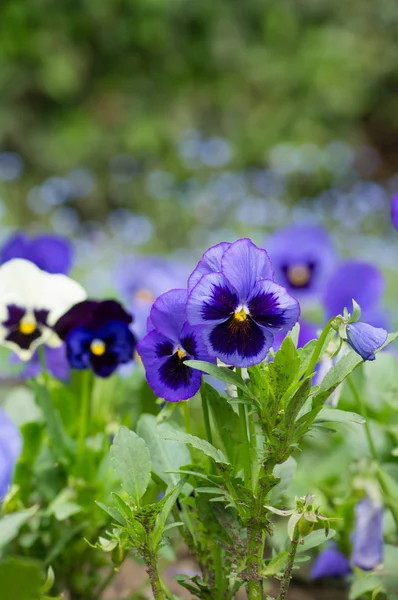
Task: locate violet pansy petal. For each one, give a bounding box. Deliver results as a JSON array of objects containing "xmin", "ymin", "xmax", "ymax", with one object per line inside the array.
[
  {"xmin": 310, "ymin": 545, "xmax": 351, "ymax": 579},
  {"xmin": 220, "ymin": 238, "xmax": 274, "ymax": 300},
  {"xmin": 323, "ymin": 260, "xmax": 385, "ymax": 319},
  {"xmin": 248, "ymin": 279, "xmax": 300, "ymax": 333},
  {"xmin": 147, "ymin": 354, "xmax": 202, "ymax": 402},
  {"xmin": 29, "ymin": 234, "xmax": 73, "ymax": 275},
  {"xmin": 392, "ymin": 193, "xmax": 398, "ymax": 230},
  {"xmin": 346, "ymin": 322, "xmax": 387, "ymax": 361},
  {"xmin": 149, "ymin": 289, "xmax": 188, "ymax": 342},
  {"xmin": 352, "ymin": 497, "xmax": 383, "ymax": 571},
  {"xmin": 138, "ymin": 330, "xmax": 174, "ymax": 367},
  {"xmin": 187, "ymin": 272, "xmax": 238, "ymax": 326},
  {"xmin": 188, "ymin": 241, "xmax": 231, "ymax": 292}
]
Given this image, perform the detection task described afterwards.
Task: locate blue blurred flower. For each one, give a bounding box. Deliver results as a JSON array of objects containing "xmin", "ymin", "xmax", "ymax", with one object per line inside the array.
[
  {"xmin": 0, "ymin": 232, "xmax": 74, "ymax": 275},
  {"xmin": 352, "ymin": 497, "xmax": 383, "ymax": 571},
  {"xmin": 310, "ymin": 542, "xmax": 351, "ymax": 579},
  {"xmin": 391, "ymin": 193, "xmax": 398, "ymax": 230},
  {"xmin": 0, "ymin": 408, "xmax": 21, "ymax": 501},
  {"xmin": 323, "ymin": 260, "xmax": 388, "ymax": 328},
  {"xmin": 54, "ymin": 300, "xmax": 136, "ymax": 378},
  {"xmin": 187, "ymin": 239, "xmax": 300, "ymax": 367},
  {"xmin": 16, "ymin": 345, "xmax": 70, "ymax": 381},
  {"xmin": 138, "ymin": 289, "xmax": 215, "ymax": 402},
  {"xmin": 265, "ymin": 225, "xmax": 337, "ymax": 300},
  {"xmin": 345, "ymin": 322, "xmax": 387, "ymax": 361},
  {"xmin": 113, "ymin": 256, "xmax": 190, "ymax": 339}
]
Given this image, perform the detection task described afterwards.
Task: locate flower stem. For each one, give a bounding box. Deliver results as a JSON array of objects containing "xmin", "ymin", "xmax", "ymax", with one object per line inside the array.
[
  {"xmin": 304, "ymin": 318, "xmax": 334, "ymax": 380},
  {"xmin": 277, "ymin": 525, "xmax": 299, "ymax": 600},
  {"xmin": 200, "ymin": 390, "xmax": 213, "ymax": 445},
  {"xmin": 78, "ymin": 370, "xmax": 93, "ymax": 458},
  {"xmin": 181, "ymin": 400, "xmax": 192, "ymax": 435},
  {"xmin": 347, "ymin": 376, "xmax": 398, "ymax": 530},
  {"xmin": 145, "ymin": 557, "xmax": 165, "ymax": 600}
]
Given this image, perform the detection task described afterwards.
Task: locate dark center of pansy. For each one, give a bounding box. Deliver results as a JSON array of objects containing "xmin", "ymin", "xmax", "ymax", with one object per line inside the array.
[
  {"xmin": 134, "ymin": 288, "xmax": 155, "ymax": 303},
  {"xmin": 234, "ymin": 306, "xmax": 249, "ymax": 322},
  {"xmin": 177, "ymin": 347, "xmax": 186, "ymax": 359},
  {"xmin": 19, "ymin": 319, "xmax": 37, "ymax": 335},
  {"xmin": 282, "ymin": 262, "xmax": 315, "ymax": 289},
  {"xmin": 90, "ymin": 338, "xmax": 107, "ymax": 356}
]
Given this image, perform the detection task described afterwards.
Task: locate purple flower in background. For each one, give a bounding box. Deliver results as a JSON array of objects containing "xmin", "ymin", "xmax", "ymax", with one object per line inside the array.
[
  {"xmin": 16, "ymin": 345, "xmax": 70, "ymax": 381},
  {"xmin": 0, "ymin": 408, "xmax": 21, "ymax": 501},
  {"xmin": 138, "ymin": 289, "xmax": 215, "ymax": 402},
  {"xmin": 352, "ymin": 497, "xmax": 383, "ymax": 571},
  {"xmin": 323, "ymin": 260, "xmax": 387, "ymax": 328},
  {"xmin": 265, "ymin": 224, "xmax": 337, "ymax": 299},
  {"xmin": 54, "ymin": 300, "xmax": 136, "ymax": 378},
  {"xmin": 0, "ymin": 232, "xmax": 74, "ymax": 275},
  {"xmin": 187, "ymin": 239, "xmax": 300, "ymax": 367},
  {"xmin": 391, "ymin": 193, "xmax": 398, "ymax": 230},
  {"xmin": 113, "ymin": 256, "xmax": 190, "ymax": 339},
  {"xmin": 310, "ymin": 543, "xmax": 351, "ymax": 579},
  {"xmin": 346, "ymin": 322, "xmax": 387, "ymax": 361}
]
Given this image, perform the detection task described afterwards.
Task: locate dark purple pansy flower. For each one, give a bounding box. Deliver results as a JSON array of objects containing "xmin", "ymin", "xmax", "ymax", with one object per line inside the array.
[
  {"xmin": 187, "ymin": 239, "xmax": 300, "ymax": 367},
  {"xmin": 265, "ymin": 225, "xmax": 337, "ymax": 299},
  {"xmin": 310, "ymin": 542, "xmax": 351, "ymax": 579},
  {"xmin": 323, "ymin": 260, "xmax": 387, "ymax": 328},
  {"xmin": 54, "ymin": 300, "xmax": 136, "ymax": 378},
  {"xmin": 0, "ymin": 408, "xmax": 21, "ymax": 501},
  {"xmin": 391, "ymin": 193, "xmax": 398, "ymax": 230},
  {"xmin": 352, "ymin": 497, "xmax": 383, "ymax": 571},
  {"xmin": 138, "ymin": 289, "xmax": 216, "ymax": 402},
  {"xmin": 113, "ymin": 255, "xmax": 191, "ymax": 339},
  {"xmin": 346, "ymin": 322, "xmax": 387, "ymax": 361},
  {"xmin": 0, "ymin": 232, "xmax": 73, "ymax": 275}
]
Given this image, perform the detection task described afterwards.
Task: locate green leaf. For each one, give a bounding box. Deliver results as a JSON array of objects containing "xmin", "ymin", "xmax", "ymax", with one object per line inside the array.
[
  {"xmin": 152, "ymin": 477, "xmax": 187, "ymax": 549},
  {"xmin": 96, "ymin": 502, "xmax": 128, "ymax": 527},
  {"xmin": 267, "ymin": 336, "xmax": 301, "ymax": 402},
  {"xmin": 48, "ymin": 489, "xmax": 82, "ymax": 521},
  {"xmin": 0, "ymin": 558, "xmax": 43, "ymax": 600},
  {"xmin": 0, "ymin": 507, "xmax": 38, "ymax": 550},
  {"xmin": 30, "ymin": 380, "xmax": 72, "ymax": 464},
  {"xmin": 201, "ymin": 383, "xmax": 241, "ymax": 464},
  {"xmin": 297, "ymin": 528, "xmax": 336, "ymax": 553},
  {"xmin": 349, "ymin": 573, "xmax": 384, "ymax": 600},
  {"xmin": 271, "ymin": 457, "xmax": 297, "ymax": 504},
  {"xmin": 137, "ymin": 414, "xmax": 190, "ymax": 486},
  {"xmin": 261, "ymin": 551, "xmax": 288, "ymax": 576},
  {"xmin": 184, "ymin": 360, "xmax": 253, "ymax": 398},
  {"xmin": 159, "ymin": 428, "xmax": 229, "ymax": 465},
  {"xmin": 110, "ymin": 426, "xmax": 151, "ymax": 505},
  {"xmin": 315, "ymin": 407, "xmax": 365, "ymax": 425}
]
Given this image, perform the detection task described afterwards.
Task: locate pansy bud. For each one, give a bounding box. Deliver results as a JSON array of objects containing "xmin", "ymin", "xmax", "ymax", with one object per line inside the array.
[
  {"xmin": 351, "ymin": 497, "xmax": 383, "ymax": 571},
  {"xmin": 345, "ymin": 322, "xmax": 387, "ymax": 361}
]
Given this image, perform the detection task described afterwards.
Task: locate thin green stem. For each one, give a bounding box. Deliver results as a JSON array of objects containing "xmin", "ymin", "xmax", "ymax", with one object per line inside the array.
[
  {"xmin": 304, "ymin": 318, "xmax": 334, "ymax": 380},
  {"xmin": 239, "ymin": 402, "xmax": 251, "ymax": 485},
  {"xmin": 201, "ymin": 390, "xmax": 213, "ymax": 445},
  {"xmin": 38, "ymin": 345, "xmax": 50, "ymax": 388},
  {"xmin": 348, "ymin": 376, "xmax": 398, "ymax": 530},
  {"xmin": 277, "ymin": 526, "xmax": 299, "ymax": 600},
  {"xmin": 181, "ymin": 400, "xmax": 192, "ymax": 435},
  {"xmin": 78, "ymin": 370, "xmax": 93, "ymax": 458},
  {"xmin": 96, "ymin": 568, "xmax": 116, "ymax": 598}
]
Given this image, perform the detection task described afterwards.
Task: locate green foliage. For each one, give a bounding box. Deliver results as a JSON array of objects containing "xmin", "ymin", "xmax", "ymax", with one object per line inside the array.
[{"xmin": 110, "ymin": 426, "xmax": 151, "ymax": 505}]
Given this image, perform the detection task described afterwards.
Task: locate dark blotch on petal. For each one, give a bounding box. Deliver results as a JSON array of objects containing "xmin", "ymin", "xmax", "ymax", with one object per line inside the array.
[
  {"xmin": 159, "ymin": 352, "xmax": 193, "ymax": 390},
  {"xmin": 156, "ymin": 341, "xmax": 174, "ymax": 358},
  {"xmin": 249, "ymin": 292, "xmax": 287, "ymax": 329},
  {"xmin": 201, "ymin": 284, "xmax": 238, "ymax": 321},
  {"xmin": 90, "ymin": 352, "xmax": 122, "ymax": 378},
  {"xmin": 209, "ymin": 315, "xmax": 266, "ymax": 359},
  {"xmin": 181, "ymin": 332, "xmax": 197, "ymax": 357},
  {"xmin": 5, "ymin": 329, "xmax": 41, "ymax": 350},
  {"xmin": 3, "ymin": 305, "xmax": 25, "ymax": 328},
  {"xmin": 34, "ymin": 309, "xmax": 49, "ymax": 325}
]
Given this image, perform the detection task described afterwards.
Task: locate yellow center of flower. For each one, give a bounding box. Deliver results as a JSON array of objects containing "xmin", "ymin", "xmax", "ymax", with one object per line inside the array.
[
  {"xmin": 19, "ymin": 320, "xmax": 37, "ymax": 335},
  {"xmin": 177, "ymin": 348, "xmax": 186, "ymax": 359},
  {"xmin": 234, "ymin": 307, "xmax": 248, "ymax": 322},
  {"xmin": 90, "ymin": 339, "xmax": 106, "ymax": 356},
  {"xmin": 287, "ymin": 265, "xmax": 311, "ymax": 287},
  {"xmin": 134, "ymin": 289, "xmax": 155, "ymax": 303}
]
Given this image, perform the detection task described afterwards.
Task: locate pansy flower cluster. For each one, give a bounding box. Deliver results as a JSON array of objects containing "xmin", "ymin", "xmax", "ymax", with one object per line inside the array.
[{"xmin": 138, "ymin": 238, "xmax": 300, "ymax": 401}]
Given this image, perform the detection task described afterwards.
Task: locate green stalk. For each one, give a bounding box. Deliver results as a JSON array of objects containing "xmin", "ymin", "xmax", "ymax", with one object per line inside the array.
[
  {"xmin": 304, "ymin": 318, "xmax": 334, "ymax": 380},
  {"xmin": 348, "ymin": 376, "xmax": 398, "ymax": 530},
  {"xmin": 277, "ymin": 525, "xmax": 299, "ymax": 600},
  {"xmin": 78, "ymin": 370, "xmax": 93, "ymax": 458},
  {"xmin": 181, "ymin": 400, "xmax": 192, "ymax": 434},
  {"xmin": 200, "ymin": 390, "xmax": 213, "ymax": 445}
]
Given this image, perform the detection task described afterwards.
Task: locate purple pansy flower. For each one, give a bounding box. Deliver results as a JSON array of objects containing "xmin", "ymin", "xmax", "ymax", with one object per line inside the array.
[
  {"xmin": 187, "ymin": 239, "xmax": 300, "ymax": 367},
  {"xmin": 138, "ymin": 289, "xmax": 216, "ymax": 402},
  {"xmin": 323, "ymin": 260, "xmax": 388, "ymax": 328},
  {"xmin": 188, "ymin": 242, "xmax": 232, "ymax": 292},
  {"xmin": 310, "ymin": 542, "xmax": 351, "ymax": 579},
  {"xmin": 392, "ymin": 193, "xmax": 398, "ymax": 230},
  {"xmin": 15, "ymin": 345, "xmax": 70, "ymax": 381},
  {"xmin": 54, "ymin": 300, "xmax": 136, "ymax": 378},
  {"xmin": 265, "ymin": 224, "xmax": 337, "ymax": 299},
  {"xmin": 352, "ymin": 497, "xmax": 383, "ymax": 571},
  {"xmin": 113, "ymin": 255, "xmax": 191, "ymax": 339},
  {"xmin": 0, "ymin": 408, "xmax": 21, "ymax": 501},
  {"xmin": 345, "ymin": 322, "xmax": 387, "ymax": 361},
  {"xmin": 0, "ymin": 232, "xmax": 73, "ymax": 275}
]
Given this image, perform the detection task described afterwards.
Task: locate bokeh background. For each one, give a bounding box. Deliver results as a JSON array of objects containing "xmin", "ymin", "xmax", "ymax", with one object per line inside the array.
[{"xmin": 1, "ymin": 0, "xmax": 398, "ymax": 309}]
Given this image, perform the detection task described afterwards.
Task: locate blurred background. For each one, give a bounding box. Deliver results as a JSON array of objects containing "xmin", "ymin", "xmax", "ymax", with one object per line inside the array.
[{"xmin": 1, "ymin": 0, "xmax": 398, "ymax": 302}]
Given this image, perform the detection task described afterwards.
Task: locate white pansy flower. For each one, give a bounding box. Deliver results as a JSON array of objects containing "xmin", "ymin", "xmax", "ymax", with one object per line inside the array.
[{"xmin": 0, "ymin": 258, "xmax": 87, "ymax": 360}]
